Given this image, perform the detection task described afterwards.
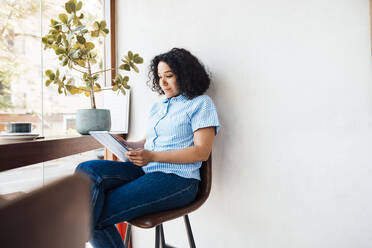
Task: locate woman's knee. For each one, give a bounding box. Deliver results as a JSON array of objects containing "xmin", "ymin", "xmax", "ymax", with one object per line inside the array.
[{"xmin": 75, "ymin": 160, "xmax": 101, "ymax": 174}]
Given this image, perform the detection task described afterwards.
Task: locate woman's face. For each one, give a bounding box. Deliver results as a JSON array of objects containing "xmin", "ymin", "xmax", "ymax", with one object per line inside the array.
[{"xmin": 157, "ymin": 61, "xmax": 180, "ymax": 98}]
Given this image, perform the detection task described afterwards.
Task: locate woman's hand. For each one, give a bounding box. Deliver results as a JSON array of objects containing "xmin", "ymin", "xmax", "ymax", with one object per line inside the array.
[{"xmin": 125, "ymin": 149, "xmax": 153, "ymax": 166}]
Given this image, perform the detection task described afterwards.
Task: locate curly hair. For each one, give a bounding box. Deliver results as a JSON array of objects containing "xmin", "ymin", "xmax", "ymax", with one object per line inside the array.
[{"xmin": 148, "ymin": 48, "xmax": 210, "ymax": 99}]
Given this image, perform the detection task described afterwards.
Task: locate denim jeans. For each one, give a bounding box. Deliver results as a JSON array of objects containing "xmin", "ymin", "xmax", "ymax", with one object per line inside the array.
[{"xmin": 75, "ymin": 160, "xmax": 199, "ymax": 248}]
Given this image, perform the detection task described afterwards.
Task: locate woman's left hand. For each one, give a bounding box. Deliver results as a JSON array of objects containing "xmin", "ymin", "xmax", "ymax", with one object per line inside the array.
[{"xmin": 125, "ymin": 149, "xmax": 153, "ymax": 166}]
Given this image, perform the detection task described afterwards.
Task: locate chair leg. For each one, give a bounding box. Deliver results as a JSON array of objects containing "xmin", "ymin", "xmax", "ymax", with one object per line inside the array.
[
  {"xmin": 184, "ymin": 215, "xmax": 196, "ymax": 248},
  {"xmin": 159, "ymin": 224, "xmax": 176, "ymax": 248},
  {"xmin": 124, "ymin": 224, "xmax": 132, "ymax": 248},
  {"xmin": 160, "ymin": 224, "xmax": 166, "ymax": 246},
  {"xmin": 155, "ymin": 225, "xmax": 161, "ymax": 248}
]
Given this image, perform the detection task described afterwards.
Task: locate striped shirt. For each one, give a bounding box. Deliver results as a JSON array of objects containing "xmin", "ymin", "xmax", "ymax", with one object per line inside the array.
[{"xmin": 142, "ymin": 94, "xmax": 220, "ymax": 180}]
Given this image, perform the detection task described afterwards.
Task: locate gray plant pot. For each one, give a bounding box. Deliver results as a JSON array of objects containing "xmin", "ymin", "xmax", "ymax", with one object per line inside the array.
[{"xmin": 76, "ymin": 109, "xmax": 111, "ymax": 135}]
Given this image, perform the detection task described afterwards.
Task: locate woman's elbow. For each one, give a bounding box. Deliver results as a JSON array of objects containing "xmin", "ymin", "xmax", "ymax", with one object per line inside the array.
[{"xmin": 198, "ymin": 149, "xmax": 211, "ymax": 161}]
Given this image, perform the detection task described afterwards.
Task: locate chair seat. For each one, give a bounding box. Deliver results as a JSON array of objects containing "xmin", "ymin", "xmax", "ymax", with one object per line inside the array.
[
  {"xmin": 128, "ymin": 157, "xmax": 212, "ymax": 229},
  {"xmin": 129, "ymin": 196, "xmax": 206, "ymax": 228}
]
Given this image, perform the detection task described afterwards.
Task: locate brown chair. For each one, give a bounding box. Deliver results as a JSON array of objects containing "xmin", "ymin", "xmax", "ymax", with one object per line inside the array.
[
  {"xmin": 124, "ymin": 156, "xmax": 212, "ymax": 248},
  {"xmin": 0, "ymin": 173, "xmax": 91, "ymax": 248}
]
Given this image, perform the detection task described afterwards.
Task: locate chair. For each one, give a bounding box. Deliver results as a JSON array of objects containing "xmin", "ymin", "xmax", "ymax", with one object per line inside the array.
[
  {"xmin": 124, "ymin": 156, "xmax": 212, "ymax": 248},
  {"xmin": 0, "ymin": 173, "xmax": 91, "ymax": 248}
]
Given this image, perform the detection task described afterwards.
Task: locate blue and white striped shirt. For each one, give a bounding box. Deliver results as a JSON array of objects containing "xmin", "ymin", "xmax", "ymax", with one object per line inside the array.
[{"xmin": 142, "ymin": 94, "xmax": 220, "ymax": 180}]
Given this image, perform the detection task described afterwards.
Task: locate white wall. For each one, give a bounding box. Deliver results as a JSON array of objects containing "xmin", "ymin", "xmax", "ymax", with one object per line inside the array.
[{"xmin": 117, "ymin": 0, "xmax": 372, "ymax": 247}]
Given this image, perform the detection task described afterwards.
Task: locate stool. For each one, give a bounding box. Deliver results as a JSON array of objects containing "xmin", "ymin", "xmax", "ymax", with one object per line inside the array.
[{"xmin": 124, "ymin": 156, "xmax": 212, "ymax": 248}]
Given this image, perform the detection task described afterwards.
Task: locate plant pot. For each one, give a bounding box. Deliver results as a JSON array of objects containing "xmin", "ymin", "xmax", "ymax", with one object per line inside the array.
[{"xmin": 76, "ymin": 109, "xmax": 111, "ymax": 135}]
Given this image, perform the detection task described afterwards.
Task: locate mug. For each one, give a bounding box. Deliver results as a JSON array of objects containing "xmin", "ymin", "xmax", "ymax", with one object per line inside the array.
[{"xmin": 6, "ymin": 122, "xmax": 33, "ymax": 133}]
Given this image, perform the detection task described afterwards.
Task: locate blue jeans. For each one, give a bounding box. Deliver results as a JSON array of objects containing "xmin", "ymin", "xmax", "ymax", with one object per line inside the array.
[{"xmin": 75, "ymin": 160, "xmax": 199, "ymax": 248}]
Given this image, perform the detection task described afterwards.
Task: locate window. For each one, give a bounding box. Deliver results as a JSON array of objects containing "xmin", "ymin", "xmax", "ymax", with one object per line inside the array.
[
  {"xmin": 0, "ymin": 0, "xmax": 114, "ymax": 137},
  {"xmin": 0, "ymin": 0, "xmax": 115, "ymax": 193}
]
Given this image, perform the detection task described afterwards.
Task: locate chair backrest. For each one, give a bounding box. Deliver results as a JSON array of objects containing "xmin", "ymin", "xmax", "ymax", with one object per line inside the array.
[
  {"xmin": 0, "ymin": 173, "xmax": 91, "ymax": 248},
  {"xmin": 130, "ymin": 156, "xmax": 212, "ymax": 228}
]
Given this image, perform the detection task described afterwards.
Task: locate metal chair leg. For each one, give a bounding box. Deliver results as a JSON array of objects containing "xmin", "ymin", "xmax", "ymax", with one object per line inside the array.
[
  {"xmin": 159, "ymin": 224, "xmax": 177, "ymax": 248},
  {"xmin": 124, "ymin": 224, "xmax": 132, "ymax": 248},
  {"xmin": 155, "ymin": 225, "xmax": 161, "ymax": 248},
  {"xmin": 160, "ymin": 224, "xmax": 166, "ymax": 247},
  {"xmin": 184, "ymin": 215, "xmax": 196, "ymax": 248}
]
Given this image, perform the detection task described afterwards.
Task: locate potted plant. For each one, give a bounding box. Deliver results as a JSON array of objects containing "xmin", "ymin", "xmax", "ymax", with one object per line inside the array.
[{"xmin": 41, "ymin": 0, "xmax": 143, "ymax": 134}]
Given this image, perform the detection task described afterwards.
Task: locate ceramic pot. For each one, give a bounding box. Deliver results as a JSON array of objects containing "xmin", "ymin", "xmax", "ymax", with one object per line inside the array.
[{"xmin": 76, "ymin": 109, "xmax": 111, "ymax": 135}]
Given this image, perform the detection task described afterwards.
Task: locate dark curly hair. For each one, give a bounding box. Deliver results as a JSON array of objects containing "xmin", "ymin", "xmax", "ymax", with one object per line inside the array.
[{"xmin": 148, "ymin": 48, "xmax": 210, "ymax": 99}]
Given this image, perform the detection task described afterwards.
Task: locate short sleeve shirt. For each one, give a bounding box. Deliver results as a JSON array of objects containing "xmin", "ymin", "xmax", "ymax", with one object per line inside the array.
[{"xmin": 142, "ymin": 94, "xmax": 220, "ymax": 180}]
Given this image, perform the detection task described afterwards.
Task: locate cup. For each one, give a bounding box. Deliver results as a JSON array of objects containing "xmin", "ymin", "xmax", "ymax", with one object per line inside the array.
[{"xmin": 6, "ymin": 122, "xmax": 33, "ymax": 133}]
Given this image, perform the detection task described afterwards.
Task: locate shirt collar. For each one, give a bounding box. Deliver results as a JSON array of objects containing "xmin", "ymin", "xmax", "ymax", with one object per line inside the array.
[{"xmin": 162, "ymin": 94, "xmax": 187, "ymax": 103}]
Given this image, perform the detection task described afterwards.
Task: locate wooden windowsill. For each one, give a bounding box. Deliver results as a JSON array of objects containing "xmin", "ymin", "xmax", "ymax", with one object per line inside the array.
[{"xmin": 0, "ymin": 135, "xmax": 103, "ymax": 173}]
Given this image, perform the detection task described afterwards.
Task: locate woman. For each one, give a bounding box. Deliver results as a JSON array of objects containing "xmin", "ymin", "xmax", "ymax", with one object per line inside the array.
[{"xmin": 76, "ymin": 48, "xmax": 220, "ymax": 248}]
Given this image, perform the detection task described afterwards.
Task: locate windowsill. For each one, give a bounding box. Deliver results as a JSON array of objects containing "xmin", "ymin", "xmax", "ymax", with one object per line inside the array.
[{"xmin": 0, "ymin": 135, "xmax": 103, "ymax": 172}]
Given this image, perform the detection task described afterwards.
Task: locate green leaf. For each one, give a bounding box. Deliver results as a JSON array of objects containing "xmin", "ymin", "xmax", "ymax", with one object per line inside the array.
[
  {"xmin": 76, "ymin": 1, "xmax": 82, "ymax": 11},
  {"xmin": 58, "ymin": 86, "xmax": 63, "ymax": 94},
  {"xmin": 119, "ymin": 64, "xmax": 130, "ymax": 71},
  {"xmin": 133, "ymin": 56, "xmax": 143, "ymax": 64},
  {"xmin": 65, "ymin": 2, "xmax": 73, "ymax": 13},
  {"xmin": 45, "ymin": 70, "xmax": 54, "ymax": 78},
  {"xmin": 41, "ymin": 37, "xmax": 47, "ymax": 44},
  {"xmin": 129, "ymin": 62, "xmax": 139, "ymax": 73},
  {"xmin": 112, "ymin": 85, "xmax": 119, "ymax": 91},
  {"xmin": 45, "ymin": 80, "xmax": 52, "ymax": 86},
  {"xmin": 123, "ymin": 76, "xmax": 129, "ymax": 82},
  {"xmin": 91, "ymin": 31, "xmax": 99, "ymax": 37},
  {"xmin": 68, "ymin": 1, "xmax": 76, "ymax": 13},
  {"xmin": 86, "ymin": 42, "xmax": 95, "ymax": 50},
  {"xmin": 79, "ymin": 13, "xmax": 84, "ymax": 19},
  {"xmin": 100, "ymin": 21, "xmax": 107, "ymax": 29},
  {"xmin": 120, "ymin": 88, "xmax": 126, "ymax": 95},
  {"xmin": 63, "ymin": 58, "xmax": 68, "ymax": 66},
  {"xmin": 123, "ymin": 84, "xmax": 130, "ymax": 90},
  {"xmin": 50, "ymin": 19, "xmax": 59, "ymax": 27},
  {"xmin": 77, "ymin": 36, "xmax": 86, "ymax": 44},
  {"xmin": 59, "ymin": 13, "xmax": 68, "ymax": 24},
  {"xmin": 78, "ymin": 60, "xmax": 86, "ymax": 67},
  {"xmin": 56, "ymin": 69, "xmax": 60, "ymax": 79},
  {"xmin": 95, "ymin": 83, "xmax": 101, "ymax": 89},
  {"xmin": 56, "ymin": 35, "xmax": 62, "ymax": 43},
  {"xmin": 128, "ymin": 51, "xmax": 133, "ymax": 60},
  {"xmin": 103, "ymin": 28, "xmax": 109, "ymax": 34},
  {"xmin": 55, "ymin": 48, "xmax": 65, "ymax": 55}
]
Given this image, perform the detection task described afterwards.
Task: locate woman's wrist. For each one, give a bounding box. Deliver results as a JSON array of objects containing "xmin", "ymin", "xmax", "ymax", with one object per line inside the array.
[{"xmin": 149, "ymin": 150, "xmax": 156, "ymax": 162}]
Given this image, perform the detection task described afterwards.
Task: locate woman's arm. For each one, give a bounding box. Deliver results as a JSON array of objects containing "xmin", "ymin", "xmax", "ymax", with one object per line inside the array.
[{"xmin": 126, "ymin": 127, "xmax": 215, "ymax": 166}]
